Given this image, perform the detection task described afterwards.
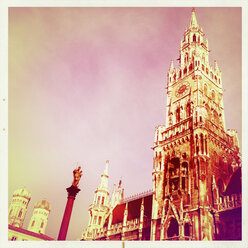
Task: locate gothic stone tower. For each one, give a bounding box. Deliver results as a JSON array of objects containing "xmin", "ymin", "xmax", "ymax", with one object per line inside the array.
[{"xmin": 151, "ymin": 9, "xmax": 241, "ymax": 241}]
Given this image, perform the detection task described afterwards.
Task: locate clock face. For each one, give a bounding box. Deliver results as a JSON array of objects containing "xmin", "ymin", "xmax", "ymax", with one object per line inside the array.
[{"xmin": 175, "ymin": 82, "xmax": 190, "ymax": 98}]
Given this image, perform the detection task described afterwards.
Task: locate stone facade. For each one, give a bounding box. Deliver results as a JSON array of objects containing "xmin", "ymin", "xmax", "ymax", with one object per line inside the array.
[{"xmin": 81, "ymin": 9, "xmax": 241, "ymax": 241}]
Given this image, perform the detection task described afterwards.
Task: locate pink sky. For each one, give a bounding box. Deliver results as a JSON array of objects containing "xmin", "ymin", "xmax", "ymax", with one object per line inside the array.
[{"xmin": 8, "ymin": 7, "xmax": 241, "ymax": 240}]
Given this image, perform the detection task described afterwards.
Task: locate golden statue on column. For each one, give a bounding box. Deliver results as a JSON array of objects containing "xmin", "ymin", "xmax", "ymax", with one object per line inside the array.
[{"xmin": 72, "ymin": 166, "xmax": 82, "ymax": 188}]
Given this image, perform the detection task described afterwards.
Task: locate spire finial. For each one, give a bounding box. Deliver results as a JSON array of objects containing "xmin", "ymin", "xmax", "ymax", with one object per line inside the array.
[
  {"xmin": 103, "ymin": 160, "xmax": 109, "ymax": 175},
  {"xmin": 190, "ymin": 7, "xmax": 198, "ymax": 29},
  {"xmin": 169, "ymin": 59, "xmax": 174, "ymax": 72},
  {"xmin": 214, "ymin": 60, "xmax": 220, "ymax": 72}
]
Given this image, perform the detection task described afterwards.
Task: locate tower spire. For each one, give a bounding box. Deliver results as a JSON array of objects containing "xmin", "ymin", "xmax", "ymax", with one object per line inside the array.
[
  {"xmin": 103, "ymin": 160, "xmax": 109, "ymax": 176},
  {"xmin": 169, "ymin": 59, "xmax": 175, "ymax": 72},
  {"xmin": 99, "ymin": 160, "xmax": 109, "ymax": 189},
  {"xmin": 190, "ymin": 8, "xmax": 198, "ymax": 29}
]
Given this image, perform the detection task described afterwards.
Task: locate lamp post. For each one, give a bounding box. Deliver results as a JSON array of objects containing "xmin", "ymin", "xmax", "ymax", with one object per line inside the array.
[{"xmin": 58, "ymin": 166, "xmax": 82, "ymax": 240}]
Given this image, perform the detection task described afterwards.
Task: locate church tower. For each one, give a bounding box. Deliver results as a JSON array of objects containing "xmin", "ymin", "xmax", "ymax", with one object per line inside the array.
[
  {"xmin": 28, "ymin": 200, "xmax": 51, "ymax": 234},
  {"xmin": 85, "ymin": 160, "xmax": 111, "ymax": 240},
  {"xmin": 151, "ymin": 8, "xmax": 241, "ymax": 241},
  {"xmin": 8, "ymin": 188, "xmax": 31, "ymax": 228}
]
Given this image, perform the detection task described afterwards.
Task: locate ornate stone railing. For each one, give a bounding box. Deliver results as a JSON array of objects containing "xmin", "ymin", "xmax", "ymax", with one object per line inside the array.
[
  {"xmin": 218, "ymin": 193, "xmax": 241, "ymax": 212},
  {"xmin": 126, "ymin": 218, "xmax": 140, "ymax": 231},
  {"xmin": 204, "ymin": 120, "xmax": 234, "ymax": 147},
  {"xmin": 158, "ymin": 117, "xmax": 193, "ymax": 145},
  {"xmin": 108, "ymin": 222, "xmax": 123, "ymax": 236},
  {"xmin": 94, "ymin": 227, "xmax": 107, "ymax": 239}
]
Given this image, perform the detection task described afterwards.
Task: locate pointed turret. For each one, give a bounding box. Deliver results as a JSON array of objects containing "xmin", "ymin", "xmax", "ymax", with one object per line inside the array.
[
  {"xmin": 169, "ymin": 59, "xmax": 175, "ymax": 72},
  {"xmin": 214, "ymin": 60, "xmax": 220, "ymax": 72},
  {"xmin": 103, "ymin": 160, "xmax": 109, "ymax": 176},
  {"xmin": 99, "ymin": 160, "xmax": 109, "ymax": 190},
  {"xmin": 110, "ymin": 184, "xmax": 116, "ymax": 207},
  {"xmin": 83, "ymin": 160, "xmax": 111, "ymax": 240},
  {"xmin": 189, "ymin": 8, "xmax": 198, "ymax": 29}
]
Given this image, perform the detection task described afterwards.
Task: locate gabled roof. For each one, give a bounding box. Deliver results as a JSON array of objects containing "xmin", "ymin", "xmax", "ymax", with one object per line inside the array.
[
  {"xmin": 110, "ymin": 193, "xmax": 153, "ymax": 225},
  {"xmin": 224, "ymin": 167, "xmax": 241, "ymax": 196},
  {"xmin": 9, "ymin": 225, "xmax": 54, "ymax": 240}
]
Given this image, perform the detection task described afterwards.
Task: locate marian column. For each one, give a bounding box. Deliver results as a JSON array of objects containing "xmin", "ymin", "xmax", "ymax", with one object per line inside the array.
[{"xmin": 58, "ymin": 166, "xmax": 82, "ymax": 240}]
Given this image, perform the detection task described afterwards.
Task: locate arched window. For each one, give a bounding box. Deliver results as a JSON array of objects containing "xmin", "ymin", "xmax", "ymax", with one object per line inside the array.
[
  {"xmin": 189, "ymin": 63, "xmax": 193, "ymax": 71},
  {"xmin": 186, "ymin": 102, "xmax": 191, "ymax": 117},
  {"xmin": 184, "ymin": 223, "xmax": 190, "ymax": 236},
  {"xmin": 176, "ymin": 108, "xmax": 180, "ymax": 122},
  {"xmin": 167, "ymin": 218, "xmax": 179, "ymax": 238},
  {"xmin": 193, "ymin": 34, "xmax": 196, "ymax": 42},
  {"xmin": 18, "ymin": 209, "xmax": 22, "ymax": 218},
  {"xmin": 41, "ymin": 221, "xmax": 44, "ymax": 228},
  {"xmin": 195, "ymin": 134, "xmax": 199, "ymax": 154},
  {"xmin": 101, "ymin": 197, "xmax": 105, "ymax": 205},
  {"xmin": 183, "ymin": 67, "xmax": 187, "ymax": 75},
  {"xmin": 213, "ymin": 110, "xmax": 219, "ymax": 124},
  {"xmin": 93, "ymin": 215, "xmax": 97, "ymax": 224},
  {"xmin": 198, "ymin": 36, "xmax": 200, "ymax": 43},
  {"xmin": 200, "ymin": 133, "xmax": 204, "ymax": 154},
  {"xmin": 31, "ymin": 220, "xmax": 35, "ymax": 227},
  {"xmin": 204, "ymin": 84, "xmax": 208, "ymax": 95},
  {"xmin": 98, "ymin": 216, "xmax": 102, "ymax": 225},
  {"xmin": 217, "ymin": 179, "xmax": 224, "ymax": 196}
]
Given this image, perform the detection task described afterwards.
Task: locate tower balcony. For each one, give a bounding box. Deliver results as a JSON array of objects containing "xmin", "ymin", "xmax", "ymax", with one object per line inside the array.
[
  {"xmin": 199, "ymin": 120, "xmax": 235, "ymax": 149},
  {"xmin": 155, "ymin": 117, "xmax": 193, "ymax": 146},
  {"xmin": 217, "ymin": 193, "xmax": 241, "ymax": 212}
]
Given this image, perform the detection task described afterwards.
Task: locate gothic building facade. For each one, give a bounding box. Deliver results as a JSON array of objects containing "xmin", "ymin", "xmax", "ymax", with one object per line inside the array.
[{"xmin": 81, "ymin": 9, "xmax": 241, "ymax": 241}]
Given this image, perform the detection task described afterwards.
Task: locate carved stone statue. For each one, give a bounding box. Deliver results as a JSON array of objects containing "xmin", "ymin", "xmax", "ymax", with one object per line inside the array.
[{"xmin": 72, "ymin": 166, "xmax": 82, "ymax": 188}]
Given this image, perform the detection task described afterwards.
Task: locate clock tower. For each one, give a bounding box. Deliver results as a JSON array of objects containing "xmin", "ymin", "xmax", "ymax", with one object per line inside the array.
[{"xmin": 151, "ymin": 8, "xmax": 241, "ymax": 240}]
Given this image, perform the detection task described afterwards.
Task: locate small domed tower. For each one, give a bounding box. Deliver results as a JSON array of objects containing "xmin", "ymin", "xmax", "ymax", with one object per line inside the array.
[
  {"xmin": 8, "ymin": 188, "xmax": 31, "ymax": 228},
  {"xmin": 28, "ymin": 200, "xmax": 51, "ymax": 234}
]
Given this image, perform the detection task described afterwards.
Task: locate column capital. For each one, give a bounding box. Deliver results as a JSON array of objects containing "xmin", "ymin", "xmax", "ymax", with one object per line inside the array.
[{"xmin": 66, "ymin": 185, "xmax": 81, "ymax": 199}]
